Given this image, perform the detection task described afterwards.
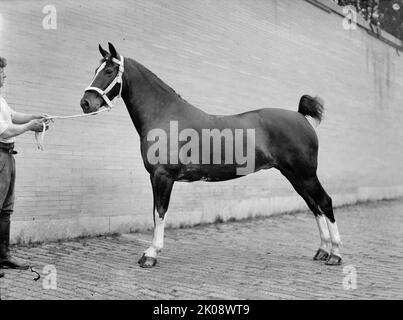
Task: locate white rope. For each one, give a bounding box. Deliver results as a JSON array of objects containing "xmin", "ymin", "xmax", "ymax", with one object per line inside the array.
[{"xmin": 35, "ymin": 107, "xmax": 111, "ymax": 151}]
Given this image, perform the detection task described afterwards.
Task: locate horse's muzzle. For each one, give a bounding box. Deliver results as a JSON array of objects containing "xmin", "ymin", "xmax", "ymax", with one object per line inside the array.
[
  {"xmin": 80, "ymin": 98, "xmax": 90, "ymax": 113},
  {"xmin": 80, "ymin": 97, "xmax": 101, "ymax": 114}
]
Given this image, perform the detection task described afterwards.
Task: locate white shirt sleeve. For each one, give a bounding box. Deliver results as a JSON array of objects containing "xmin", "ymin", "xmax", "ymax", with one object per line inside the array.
[
  {"xmin": 0, "ymin": 97, "xmax": 15, "ymax": 135},
  {"xmin": 0, "ymin": 118, "xmax": 9, "ymax": 136}
]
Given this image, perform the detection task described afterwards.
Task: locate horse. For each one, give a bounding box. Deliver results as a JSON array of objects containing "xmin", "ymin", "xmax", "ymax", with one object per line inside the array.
[{"xmin": 80, "ymin": 42, "xmax": 342, "ymax": 268}]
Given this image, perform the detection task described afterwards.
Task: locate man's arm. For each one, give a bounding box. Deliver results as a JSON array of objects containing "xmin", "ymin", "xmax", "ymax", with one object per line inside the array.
[
  {"xmin": 0, "ymin": 120, "xmax": 48, "ymax": 140},
  {"xmin": 12, "ymin": 112, "xmax": 44, "ymax": 124}
]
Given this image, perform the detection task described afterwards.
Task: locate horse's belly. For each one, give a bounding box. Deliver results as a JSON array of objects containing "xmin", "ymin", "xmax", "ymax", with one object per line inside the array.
[
  {"xmin": 175, "ymin": 160, "xmax": 274, "ymax": 182},
  {"xmin": 176, "ymin": 165, "xmax": 243, "ymax": 182}
]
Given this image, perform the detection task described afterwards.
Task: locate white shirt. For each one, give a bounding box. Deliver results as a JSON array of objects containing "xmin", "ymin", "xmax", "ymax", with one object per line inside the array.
[{"xmin": 0, "ymin": 95, "xmax": 16, "ymax": 143}]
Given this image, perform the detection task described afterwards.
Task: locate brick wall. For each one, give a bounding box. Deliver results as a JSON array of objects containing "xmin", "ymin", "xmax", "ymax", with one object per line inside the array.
[{"xmin": 0, "ymin": 0, "xmax": 402, "ymax": 243}]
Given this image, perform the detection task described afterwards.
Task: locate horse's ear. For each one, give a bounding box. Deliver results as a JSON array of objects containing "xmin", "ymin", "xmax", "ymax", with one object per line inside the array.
[
  {"xmin": 108, "ymin": 42, "xmax": 118, "ymax": 58},
  {"xmin": 99, "ymin": 44, "xmax": 108, "ymax": 58}
]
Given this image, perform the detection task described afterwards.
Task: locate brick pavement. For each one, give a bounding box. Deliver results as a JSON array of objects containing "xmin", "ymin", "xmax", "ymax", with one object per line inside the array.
[{"xmin": 1, "ymin": 199, "xmax": 402, "ymax": 300}]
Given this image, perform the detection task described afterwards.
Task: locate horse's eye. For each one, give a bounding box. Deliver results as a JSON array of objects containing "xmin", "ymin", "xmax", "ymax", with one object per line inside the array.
[{"xmin": 105, "ymin": 69, "xmax": 113, "ymax": 75}]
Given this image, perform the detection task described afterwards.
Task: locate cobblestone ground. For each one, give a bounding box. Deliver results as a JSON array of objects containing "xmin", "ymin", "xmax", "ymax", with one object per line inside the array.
[{"xmin": 1, "ymin": 199, "xmax": 402, "ymax": 300}]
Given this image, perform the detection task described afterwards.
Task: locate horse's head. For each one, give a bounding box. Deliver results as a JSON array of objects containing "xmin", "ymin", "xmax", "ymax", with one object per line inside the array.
[{"xmin": 80, "ymin": 42, "xmax": 124, "ymax": 113}]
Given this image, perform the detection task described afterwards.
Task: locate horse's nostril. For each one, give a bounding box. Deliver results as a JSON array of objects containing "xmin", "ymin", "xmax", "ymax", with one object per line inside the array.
[{"xmin": 80, "ymin": 98, "xmax": 90, "ymax": 111}]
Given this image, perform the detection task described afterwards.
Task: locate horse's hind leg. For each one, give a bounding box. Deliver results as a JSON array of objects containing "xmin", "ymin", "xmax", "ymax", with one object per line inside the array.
[
  {"xmin": 138, "ymin": 169, "xmax": 174, "ymax": 268},
  {"xmin": 304, "ymin": 176, "xmax": 342, "ymax": 265},
  {"xmin": 291, "ymin": 173, "xmax": 342, "ymax": 265},
  {"xmin": 281, "ymin": 170, "xmax": 332, "ymax": 262}
]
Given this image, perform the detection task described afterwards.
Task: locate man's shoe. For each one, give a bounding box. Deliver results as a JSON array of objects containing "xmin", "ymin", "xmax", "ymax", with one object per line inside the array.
[
  {"xmin": 0, "ymin": 255, "xmax": 30, "ymax": 270},
  {"xmin": 0, "ymin": 215, "xmax": 30, "ymax": 270}
]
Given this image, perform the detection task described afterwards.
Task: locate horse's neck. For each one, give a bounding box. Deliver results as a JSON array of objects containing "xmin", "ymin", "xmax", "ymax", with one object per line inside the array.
[{"xmin": 121, "ymin": 58, "xmax": 182, "ymax": 136}]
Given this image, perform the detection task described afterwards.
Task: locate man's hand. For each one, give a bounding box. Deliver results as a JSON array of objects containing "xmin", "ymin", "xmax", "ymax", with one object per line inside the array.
[
  {"xmin": 33, "ymin": 114, "xmax": 51, "ymax": 121},
  {"xmin": 12, "ymin": 112, "xmax": 52, "ymax": 125},
  {"xmin": 28, "ymin": 119, "xmax": 49, "ymax": 132}
]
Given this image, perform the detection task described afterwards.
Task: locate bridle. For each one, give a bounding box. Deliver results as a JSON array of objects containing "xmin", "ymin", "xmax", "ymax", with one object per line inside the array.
[{"xmin": 85, "ymin": 55, "xmax": 125, "ymax": 109}]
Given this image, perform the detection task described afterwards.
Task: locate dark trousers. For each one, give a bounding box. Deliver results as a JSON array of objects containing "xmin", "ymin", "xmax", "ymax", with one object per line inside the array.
[{"xmin": 0, "ymin": 150, "xmax": 15, "ymax": 218}]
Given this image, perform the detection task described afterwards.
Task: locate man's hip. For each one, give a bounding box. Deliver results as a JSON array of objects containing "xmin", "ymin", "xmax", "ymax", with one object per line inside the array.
[
  {"xmin": 0, "ymin": 144, "xmax": 16, "ymax": 214},
  {"xmin": 0, "ymin": 142, "xmax": 17, "ymax": 155}
]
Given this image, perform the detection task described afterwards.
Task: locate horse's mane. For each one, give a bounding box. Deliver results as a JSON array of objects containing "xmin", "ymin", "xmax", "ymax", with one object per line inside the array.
[
  {"xmin": 128, "ymin": 58, "xmax": 188, "ymax": 103},
  {"xmin": 99, "ymin": 54, "xmax": 188, "ymax": 104}
]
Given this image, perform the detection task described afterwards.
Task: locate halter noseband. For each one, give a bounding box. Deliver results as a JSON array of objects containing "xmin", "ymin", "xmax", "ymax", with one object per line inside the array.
[{"xmin": 85, "ymin": 55, "xmax": 124, "ymax": 108}]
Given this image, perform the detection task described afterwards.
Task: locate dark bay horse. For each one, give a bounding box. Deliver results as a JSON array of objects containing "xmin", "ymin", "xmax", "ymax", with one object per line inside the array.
[{"xmin": 80, "ymin": 43, "xmax": 342, "ymax": 268}]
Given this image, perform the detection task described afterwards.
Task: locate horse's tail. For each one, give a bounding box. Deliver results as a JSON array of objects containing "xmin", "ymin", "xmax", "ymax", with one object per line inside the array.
[{"xmin": 298, "ymin": 95, "xmax": 324, "ymax": 123}]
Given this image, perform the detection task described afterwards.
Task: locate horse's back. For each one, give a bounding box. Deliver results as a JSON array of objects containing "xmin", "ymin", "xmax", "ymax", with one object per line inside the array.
[
  {"xmin": 207, "ymin": 107, "xmax": 319, "ymax": 172},
  {"xmin": 257, "ymin": 108, "xmax": 317, "ymax": 141},
  {"xmin": 191, "ymin": 106, "xmax": 319, "ymax": 162},
  {"xmin": 207, "ymin": 107, "xmax": 318, "ymax": 149}
]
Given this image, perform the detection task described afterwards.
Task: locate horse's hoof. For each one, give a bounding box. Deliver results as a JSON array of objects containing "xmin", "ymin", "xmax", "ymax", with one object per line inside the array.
[
  {"xmin": 138, "ymin": 254, "xmax": 157, "ymax": 268},
  {"xmin": 325, "ymin": 254, "xmax": 342, "ymax": 266},
  {"xmin": 313, "ymin": 248, "xmax": 330, "ymax": 261}
]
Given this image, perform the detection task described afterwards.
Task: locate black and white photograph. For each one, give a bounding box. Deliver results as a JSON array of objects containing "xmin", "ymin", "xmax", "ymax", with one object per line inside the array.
[{"xmin": 0, "ymin": 0, "xmax": 402, "ymax": 303}]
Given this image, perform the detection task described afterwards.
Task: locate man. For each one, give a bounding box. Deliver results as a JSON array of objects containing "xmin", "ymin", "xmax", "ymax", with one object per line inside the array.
[{"xmin": 0, "ymin": 56, "xmax": 49, "ymax": 278}]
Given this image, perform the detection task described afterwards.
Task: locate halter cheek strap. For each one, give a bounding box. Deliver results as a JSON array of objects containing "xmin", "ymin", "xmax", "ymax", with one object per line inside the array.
[{"xmin": 85, "ymin": 55, "xmax": 124, "ymax": 108}]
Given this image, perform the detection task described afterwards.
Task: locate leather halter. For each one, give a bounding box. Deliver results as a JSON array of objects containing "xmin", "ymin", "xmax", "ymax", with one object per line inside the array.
[{"xmin": 85, "ymin": 55, "xmax": 124, "ymax": 108}]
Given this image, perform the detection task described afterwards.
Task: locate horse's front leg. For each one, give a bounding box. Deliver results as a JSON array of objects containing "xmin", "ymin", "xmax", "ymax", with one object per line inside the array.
[{"xmin": 138, "ymin": 170, "xmax": 174, "ymax": 268}]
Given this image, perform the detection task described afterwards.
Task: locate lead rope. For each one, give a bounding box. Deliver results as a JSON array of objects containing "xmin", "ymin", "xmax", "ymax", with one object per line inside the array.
[
  {"xmin": 30, "ymin": 266, "xmax": 41, "ymax": 281},
  {"xmin": 35, "ymin": 106, "xmax": 111, "ymax": 150}
]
